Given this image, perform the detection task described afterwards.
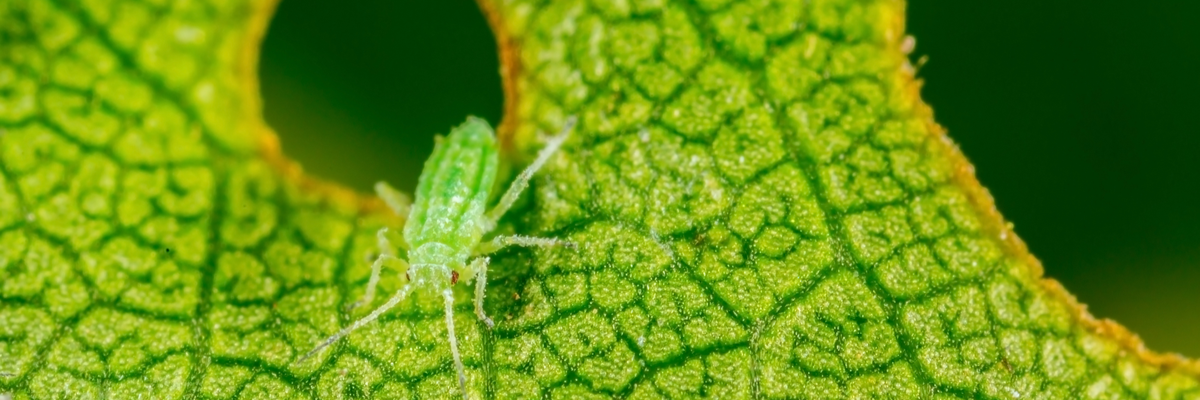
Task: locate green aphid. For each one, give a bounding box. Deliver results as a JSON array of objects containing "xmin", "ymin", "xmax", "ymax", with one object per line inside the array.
[{"xmin": 297, "ymin": 116, "xmax": 576, "ymax": 398}]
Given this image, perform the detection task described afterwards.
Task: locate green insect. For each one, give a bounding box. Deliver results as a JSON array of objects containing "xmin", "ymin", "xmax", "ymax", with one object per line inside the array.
[{"xmin": 296, "ymin": 116, "xmax": 576, "ymax": 398}]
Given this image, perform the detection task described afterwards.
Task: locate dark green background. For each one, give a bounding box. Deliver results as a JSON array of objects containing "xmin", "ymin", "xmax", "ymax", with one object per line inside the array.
[{"xmin": 258, "ymin": 1, "xmax": 1200, "ymax": 356}]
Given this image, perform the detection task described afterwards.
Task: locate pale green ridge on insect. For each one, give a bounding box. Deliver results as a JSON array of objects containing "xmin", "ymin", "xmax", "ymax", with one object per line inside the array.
[{"xmin": 296, "ymin": 115, "xmax": 576, "ymax": 399}]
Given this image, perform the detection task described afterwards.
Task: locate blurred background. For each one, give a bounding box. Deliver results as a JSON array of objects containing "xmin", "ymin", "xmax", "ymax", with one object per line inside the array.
[{"xmin": 259, "ymin": 0, "xmax": 1200, "ymax": 356}]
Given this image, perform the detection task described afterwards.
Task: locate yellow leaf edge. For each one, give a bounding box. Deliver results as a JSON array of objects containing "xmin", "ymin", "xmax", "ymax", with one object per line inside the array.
[
  {"xmin": 228, "ymin": 0, "xmax": 1200, "ymax": 379},
  {"xmin": 860, "ymin": 9, "xmax": 1200, "ymax": 380},
  {"xmin": 238, "ymin": 0, "xmax": 402, "ymax": 226}
]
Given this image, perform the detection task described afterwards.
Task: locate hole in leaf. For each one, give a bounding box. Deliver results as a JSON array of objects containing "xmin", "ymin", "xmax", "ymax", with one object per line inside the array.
[{"xmin": 260, "ymin": 0, "xmax": 503, "ymax": 192}]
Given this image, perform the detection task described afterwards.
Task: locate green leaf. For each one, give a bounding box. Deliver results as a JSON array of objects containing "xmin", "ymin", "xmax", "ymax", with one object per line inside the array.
[{"xmin": 2, "ymin": 0, "xmax": 1198, "ymax": 399}]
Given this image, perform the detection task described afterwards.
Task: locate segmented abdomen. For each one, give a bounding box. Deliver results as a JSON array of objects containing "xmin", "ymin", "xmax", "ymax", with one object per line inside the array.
[{"xmin": 403, "ymin": 117, "xmax": 499, "ymax": 257}]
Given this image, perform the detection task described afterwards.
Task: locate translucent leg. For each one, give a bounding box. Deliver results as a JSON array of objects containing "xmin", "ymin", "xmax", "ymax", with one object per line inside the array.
[
  {"xmin": 376, "ymin": 226, "xmax": 396, "ymax": 257},
  {"xmin": 469, "ymin": 257, "xmax": 494, "ymax": 328},
  {"xmin": 295, "ymin": 284, "xmax": 412, "ymax": 365},
  {"xmin": 350, "ymin": 228, "xmax": 410, "ymax": 311},
  {"xmin": 475, "ymin": 234, "xmax": 574, "ymax": 256},
  {"xmin": 442, "ymin": 288, "xmax": 469, "ymax": 400},
  {"xmin": 484, "ymin": 116, "xmax": 577, "ymax": 231},
  {"xmin": 375, "ymin": 181, "xmax": 412, "ymax": 219}
]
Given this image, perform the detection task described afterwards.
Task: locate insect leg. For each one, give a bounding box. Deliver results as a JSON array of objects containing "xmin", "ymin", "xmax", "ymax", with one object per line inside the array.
[
  {"xmin": 441, "ymin": 288, "xmax": 469, "ymax": 400},
  {"xmin": 295, "ymin": 284, "xmax": 413, "ymax": 365},
  {"xmin": 475, "ymin": 234, "xmax": 574, "ymax": 255},
  {"xmin": 484, "ymin": 116, "xmax": 577, "ymax": 231},
  {"xmin": 349, "ymin": 228, "xmax": 409, "ymax": 310},
  {"xmin": 468, "ymin": 257, "xmax": 495, "ymax": 328},
  {"xmin": 375, "ymin": 181, "xmax": 413, "ymax": 220}
]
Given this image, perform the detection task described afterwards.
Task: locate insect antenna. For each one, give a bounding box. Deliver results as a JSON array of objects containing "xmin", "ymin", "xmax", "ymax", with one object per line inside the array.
[
  {"xmin": 441, "ymin": 288, "xmax": 469, "ymax": 399},
  {"xmin": 294, "ymin": 284, "xmax": 413, "ymax": 365},
  {"xmin": 485, "ymin": 115, "xmax": 577, "ymax": 225}
]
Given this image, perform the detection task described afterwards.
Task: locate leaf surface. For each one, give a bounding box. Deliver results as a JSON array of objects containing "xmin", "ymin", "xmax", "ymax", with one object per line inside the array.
[{"xmin": 1, "ymin": 0, "xmax": 1198, "ymax": 399}]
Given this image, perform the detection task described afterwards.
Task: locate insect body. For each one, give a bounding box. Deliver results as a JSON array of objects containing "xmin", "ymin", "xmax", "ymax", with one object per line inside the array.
[{"xmin": 297, "ymin": 116, "xmax": 576, "ymax": 399}]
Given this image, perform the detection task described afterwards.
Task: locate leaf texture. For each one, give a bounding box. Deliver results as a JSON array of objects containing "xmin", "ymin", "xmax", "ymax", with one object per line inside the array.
[{"xmin": 1, "ymin": 0, "xmax": 1198, "ymax": 399}]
